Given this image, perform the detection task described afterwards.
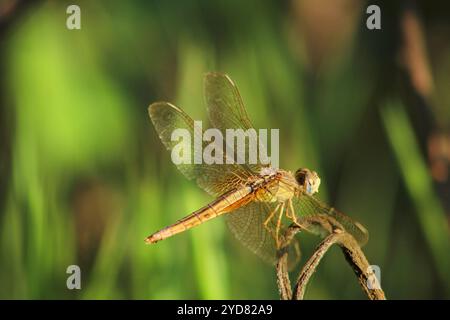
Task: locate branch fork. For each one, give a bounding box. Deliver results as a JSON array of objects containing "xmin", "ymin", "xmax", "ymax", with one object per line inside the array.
[{"xmin": 276, "ymin": 221, "xmax": 386, "ymax": 300}]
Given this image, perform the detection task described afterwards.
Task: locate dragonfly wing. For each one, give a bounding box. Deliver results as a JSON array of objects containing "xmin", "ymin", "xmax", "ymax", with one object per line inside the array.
[
  {"xmin": 291, "ymin": 193, "xmax": 369, "ymax": 246},
  {"xmin": 204, "ymin": 72, "xmax": 269, "ymax": 171},
  {"xmin": 225, "ymin": 200, "xmax": 300, "ymax": 268},
  {"xmin": 226, "ymin": 201, "xmax": 277, "ymax": 265},
  {"xmin": 149, "ymin": 102, "xmax": 252, "ymax": 196},
  {"xmin": 204, "ymin": 72, "xmax": 253, "ymax": 130}
]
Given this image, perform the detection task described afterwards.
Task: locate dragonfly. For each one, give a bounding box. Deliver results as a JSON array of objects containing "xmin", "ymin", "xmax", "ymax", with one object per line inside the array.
[{"xmin": 145, "ymin": 72, "xmax": 368, "ymax": 266}]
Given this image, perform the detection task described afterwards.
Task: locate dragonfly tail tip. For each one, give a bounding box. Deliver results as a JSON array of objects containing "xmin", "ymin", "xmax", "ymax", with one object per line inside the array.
[
  {"xmin": 144, "ymin": 234, "xmax": 159, "ymax": 244},
  {"xmin": 144, "ymin": 237, "xmax": 154, "ymax": 244}
]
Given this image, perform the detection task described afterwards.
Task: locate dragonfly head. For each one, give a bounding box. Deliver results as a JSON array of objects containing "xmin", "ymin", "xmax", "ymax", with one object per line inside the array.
[{"xmin": 295, "ymin": 168, "xmax": 321, "ymax": 195}]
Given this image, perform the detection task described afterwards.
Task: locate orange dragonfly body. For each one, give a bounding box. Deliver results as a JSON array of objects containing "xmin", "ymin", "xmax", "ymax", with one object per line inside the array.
[{"xmin": 146, "ymin": 73, "xmax": 368, "ymax": 265}]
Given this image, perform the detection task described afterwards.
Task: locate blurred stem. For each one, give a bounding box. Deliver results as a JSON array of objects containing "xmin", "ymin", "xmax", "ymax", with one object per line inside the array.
[{"xmin": 381, "ymin": 102, "xmax": 450, "ymax": 295}]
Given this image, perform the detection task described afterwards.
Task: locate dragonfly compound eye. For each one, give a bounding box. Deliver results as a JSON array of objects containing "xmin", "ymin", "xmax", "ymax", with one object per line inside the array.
[
  {"xmin": 295, "ymin": 168, "xmax": 321, "ymax": 195},
  {"xmin": 294, "ymin": 168, "xmax": 308, "ymax": 187}
]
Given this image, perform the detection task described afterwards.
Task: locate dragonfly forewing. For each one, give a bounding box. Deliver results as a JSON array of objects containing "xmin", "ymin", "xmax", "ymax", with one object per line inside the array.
[
  {"xmin": 204, "ymin": 72, "xmax": 269, "ymax": 172},
  {"xmin": 149, "ymin": 102, "xmax": 255, "ymax": 196}
]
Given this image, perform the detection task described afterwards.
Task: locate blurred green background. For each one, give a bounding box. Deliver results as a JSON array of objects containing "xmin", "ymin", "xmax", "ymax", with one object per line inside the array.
[{"xmin": 0, "ymin": 0, "xmax": 449, "ymax": 299}]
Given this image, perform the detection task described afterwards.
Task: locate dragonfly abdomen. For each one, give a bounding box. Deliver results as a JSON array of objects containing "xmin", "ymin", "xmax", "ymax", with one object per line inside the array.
[{"xmin": 145, "ymin": 186, "xmax": 253, "ymax": 244}]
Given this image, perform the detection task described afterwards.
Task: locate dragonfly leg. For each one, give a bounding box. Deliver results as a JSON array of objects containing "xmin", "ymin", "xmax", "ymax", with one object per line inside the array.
[
  {"xmin": 263, "ymin": 203, "xmax": 280, "ymax": 227},
  {"xmin": 274, "ymin": 203, "xmax": 285, "ymax": 248},
  {"xmin": 286, "ymin": 202, "xmax": 293, "ymax": 219},
  {"xmin": 263, "ymin": 203, "xmax": 281, "ymax": 245},
  {"xmin": 288, "ymin": 198, "xmax": 303, "ymax": 229}
]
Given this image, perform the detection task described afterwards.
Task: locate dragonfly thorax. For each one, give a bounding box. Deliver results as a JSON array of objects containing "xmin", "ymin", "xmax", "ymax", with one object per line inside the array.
[
  {"xmin": 254, "ymin": 168, "xmax": 297, "ymax": 203},
  {"xmin": 259, "ymin": 166, "xmax": 278, "ymax": 177}
]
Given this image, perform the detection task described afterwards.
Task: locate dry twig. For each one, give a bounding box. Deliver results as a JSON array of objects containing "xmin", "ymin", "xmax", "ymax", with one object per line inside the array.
[{"xmin": 276, "ymin": 222, "xmax": 386, "ymax": 300}]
